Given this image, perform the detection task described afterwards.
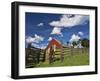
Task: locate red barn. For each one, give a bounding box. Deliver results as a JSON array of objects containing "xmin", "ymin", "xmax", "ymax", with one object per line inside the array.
[
  {"xmin": 46, "ymin": 39, "xmax": 62, "ymax": 50},
  {"xmin": 45, "ymin": 39, "xmax": 62, "ymax": 61}
]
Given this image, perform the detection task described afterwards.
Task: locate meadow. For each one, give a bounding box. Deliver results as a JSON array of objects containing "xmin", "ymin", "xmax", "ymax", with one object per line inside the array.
[{"xmin": 26, "ymin": 48, "xmax": 89, "ymax": 68}]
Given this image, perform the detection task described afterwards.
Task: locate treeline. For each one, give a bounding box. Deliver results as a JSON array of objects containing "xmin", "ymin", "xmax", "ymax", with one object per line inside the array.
[
  {"xmin": 67, "ymin": 38, "xmax": 89, "ymax": 48},
  {"xmin": 81, "ymin": 38, "xmax": 89, "ymax": 48}
]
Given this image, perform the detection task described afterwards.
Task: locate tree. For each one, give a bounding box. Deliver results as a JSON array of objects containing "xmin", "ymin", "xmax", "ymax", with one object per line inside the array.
[
  {"xmin": 81, "ymin": 38, "xmax": 89, "ymax": 48},
  {"xmin": 72, "ymin": 41, "xmax": 77, "ymax": 47}
]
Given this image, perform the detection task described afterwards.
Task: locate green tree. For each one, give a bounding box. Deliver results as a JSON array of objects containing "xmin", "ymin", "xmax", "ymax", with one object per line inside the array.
[
  {"xmin": 81, "ymin": 38, "xmax": 89, "ymax": 48},
  {"xmin": 72, "ymin": 41, "xmax": 77, "ymax": 46}
]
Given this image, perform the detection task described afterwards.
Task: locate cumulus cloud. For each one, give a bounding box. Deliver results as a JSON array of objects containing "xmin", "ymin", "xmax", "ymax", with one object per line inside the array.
[
  {"xmin": 50, "ymin": 14, "xmax": 88, "ymax": 36},
  {"xmin": 26, "ymin": 34, "xmax": 44, "ymax": 44},
  {"xmin": 26, "ymin": 36, "xmax": 35, "ymax": 43},
  {"xmin": 50, "ymin": 14, "xmax": 89, "ymax": 28},
  {"xmin": 51, "ymin": 27, "xmax": 62, "ymax": 35},
  {"xmin": 78, "ymin": 31, "xmax": 84, "ymax": 36},
  {"xmin": 69, "ymin": 34, "xmax": 80, "ymax": 43},
  {"xmin": 37, "ymin": 23, "xmax": 44, "ymax": 26},
  {"xmin": 31, "ymin": 43, "xmax": 47, "ymax": 49},
  {"xmin": 48, "ymin": 37, "xmax": 53, "ymax": 41}
]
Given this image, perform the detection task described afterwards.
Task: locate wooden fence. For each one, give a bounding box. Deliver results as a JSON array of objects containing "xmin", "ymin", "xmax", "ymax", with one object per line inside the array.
[{"xmin": 25, "ymin": 47, "xmax": 89, "ymax": 68}]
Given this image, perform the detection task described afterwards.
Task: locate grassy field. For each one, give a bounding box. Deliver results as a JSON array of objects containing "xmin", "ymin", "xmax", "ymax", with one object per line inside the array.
[{"xmin": 30, "ymin": 48, "xmax": 89, "ymax": 68}]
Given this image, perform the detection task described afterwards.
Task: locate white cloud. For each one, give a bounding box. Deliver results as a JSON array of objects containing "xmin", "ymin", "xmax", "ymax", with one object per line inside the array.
[
  {"xmin": 51, "ymin": 27, "xmax": 63, "ymax": 37},
  {"xmin": 34, "ymin": 34, "xmax": 44, "ymax": 43},
  {"xmin": 69, "ymin": 34, "xmax": 80, "ymax": 43},
  {"xmin": 31, "ymin": 43, "xmax": 40, "ymax": 48},
  {"xmin": 26, "ymin": 34, "xmax": 44, "ymax": 43},
  {"xmin": 50, "ymin": 14, "xmax": 88, "ymax": 36},
  {"xmin": 26, "ymin": 36, "xmax": 35, "ymax": 43},
  {"xmin": 31, "ymin": 43, "xmax": 47, "ymax": 49},
  {"xmin": 78, "ymin": 31, "xmax": 84, "ymax": 36},
  {"xmin": 50, "ymin": 14, "xmax": 89, "ymax": 28},
  {"xmin": 48, "ymin": 37, "xmax": 53, "ymax": 41},
  {"xmin": 40, "ymin": 44, "xmax": 47, "ymax": 49},
  {"xmin": 40, "ymin": 46, "xmax": 46, "ymax": 49},
  {"xmin": 37, "ymin": 23, "xmax": 44, "ymax": 26}
]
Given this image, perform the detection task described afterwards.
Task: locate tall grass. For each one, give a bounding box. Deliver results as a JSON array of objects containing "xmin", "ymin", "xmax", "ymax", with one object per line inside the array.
[{"xmin": 34, "ymin": 48, "xmax": 89, "ymax": 68}]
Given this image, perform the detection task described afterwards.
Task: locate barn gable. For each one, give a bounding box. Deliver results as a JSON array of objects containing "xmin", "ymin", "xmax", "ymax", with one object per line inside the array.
[{"xmin": 46, "ymin": 39, "xmax": 62, "ymax": 50}]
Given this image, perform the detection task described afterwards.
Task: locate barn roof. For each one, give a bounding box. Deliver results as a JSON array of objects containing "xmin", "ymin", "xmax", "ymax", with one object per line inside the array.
[{"xmin": 46, "ymin": 38, "xmax": 62, "ymax": 49}]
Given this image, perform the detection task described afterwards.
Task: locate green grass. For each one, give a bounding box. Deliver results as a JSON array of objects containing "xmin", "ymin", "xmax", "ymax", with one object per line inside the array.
[{"xmin": 33, "ymin": 48, "xmax": 89, "ymax": 68}]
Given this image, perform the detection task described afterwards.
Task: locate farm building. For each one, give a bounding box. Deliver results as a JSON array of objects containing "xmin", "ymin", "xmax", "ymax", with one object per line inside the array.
[
  {"xmin": 45, "ymin": 39, "xmax": 64, "ymax": 63},
  {"xmin": 46, "ymin": 39, "xmax": 62, "ymax": 49}
]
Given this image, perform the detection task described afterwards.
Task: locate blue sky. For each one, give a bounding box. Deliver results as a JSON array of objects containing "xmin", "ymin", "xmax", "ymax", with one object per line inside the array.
[{"xmin": 25, "ymin": 12, "xmax": 89, "ymax": 49}]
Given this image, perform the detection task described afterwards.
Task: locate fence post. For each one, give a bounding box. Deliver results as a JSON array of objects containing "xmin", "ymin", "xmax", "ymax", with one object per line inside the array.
[
  {"xmin": 61, "ymin": 47, "xmax": 64, "ymax": 62},
  {"xmin": 71, "ymin": 47, "xmax": 73, "ymax": 55}
]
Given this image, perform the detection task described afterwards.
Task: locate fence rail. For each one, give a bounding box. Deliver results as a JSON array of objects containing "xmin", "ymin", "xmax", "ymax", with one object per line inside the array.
[{"xmin": 25, "ymin": 47, "xmax": 89, "ymax": 68}]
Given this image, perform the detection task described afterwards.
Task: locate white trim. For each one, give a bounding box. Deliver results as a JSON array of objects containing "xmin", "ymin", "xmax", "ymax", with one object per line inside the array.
[{"xmin": 19, "ymin": 5, "xmax": 95, "ymax": 76}]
